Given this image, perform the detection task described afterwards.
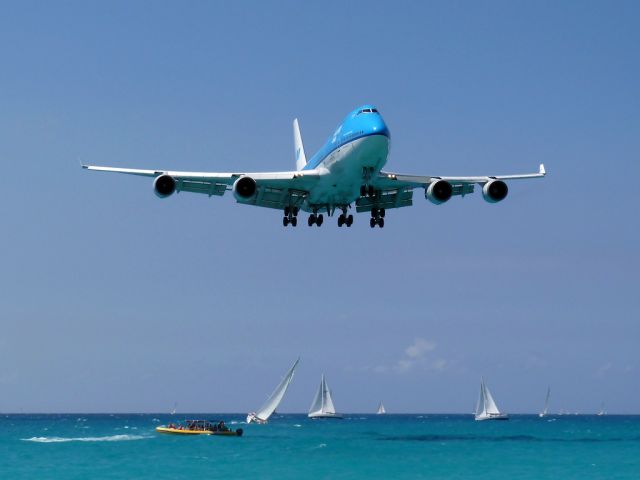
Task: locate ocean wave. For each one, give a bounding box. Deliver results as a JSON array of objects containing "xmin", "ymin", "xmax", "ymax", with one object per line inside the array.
[{"xmin": 22, "ymin": 434, "xmax": 150, "ymax": 443}]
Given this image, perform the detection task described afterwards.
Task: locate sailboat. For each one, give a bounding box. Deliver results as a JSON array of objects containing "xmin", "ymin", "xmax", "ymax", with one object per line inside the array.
[
  {"xmin": 539, "ymin": 387, "xmax": 551, "ymax": 418},
  {"xmin": 308, "ymin": 374, "xmax": 342, "ymax": 419},
  {"xmin": 475, "ymin": 378, "xmax": 508, "ymax": 421},
  {"xmin": 597, "ymin": 402, "xmax": 606, "ymax": 416},
  {"xmin": 246, "ymin": 358, "xmax": 299, "ymax": 424},
  {"xmin": 376, "ymin": 401, "xmax": 386, "ymax": 415},
  {"xmin": 170, "ymin": 402, "xmax": 177, "ymax": 415}
]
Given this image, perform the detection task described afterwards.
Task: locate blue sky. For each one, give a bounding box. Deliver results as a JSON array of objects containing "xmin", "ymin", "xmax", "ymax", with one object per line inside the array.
[{"xmin": 0, "ymin": 1, "xmax": 638, "ymax": 413}]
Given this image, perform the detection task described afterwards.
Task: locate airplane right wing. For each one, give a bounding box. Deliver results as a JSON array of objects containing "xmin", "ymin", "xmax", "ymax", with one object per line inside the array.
[{"xmin": 359, "ymin": 164, "xmax": 546, "ymax": 212}]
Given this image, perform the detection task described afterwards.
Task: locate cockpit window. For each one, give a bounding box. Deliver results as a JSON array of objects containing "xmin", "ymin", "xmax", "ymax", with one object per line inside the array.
[{"xmin": 357, "ymin": 108, "xmax": 378, "ymax": 115}]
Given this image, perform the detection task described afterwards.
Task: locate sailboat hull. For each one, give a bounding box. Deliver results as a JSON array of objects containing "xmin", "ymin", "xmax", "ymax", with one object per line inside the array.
[
  {"xmin": 308, "ymin": 413, "xmax": 343, "ymax": 419},
  {"xmin": 474, "ymin": 414, "xmax": 509, "ymax": 421},
  {"xmin": 246, "ymin": 414, "xmax": 268, "ymax": 424}
]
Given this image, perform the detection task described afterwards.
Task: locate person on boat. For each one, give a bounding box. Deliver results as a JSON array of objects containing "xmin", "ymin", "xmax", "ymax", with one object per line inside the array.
[{"xmin": 218, "ymin": 421, "xmax": 228, "ymax": 432}]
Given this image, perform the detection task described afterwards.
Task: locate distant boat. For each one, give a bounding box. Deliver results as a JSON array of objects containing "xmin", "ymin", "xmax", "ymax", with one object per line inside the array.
[
  {"xmin": 475, "ymin": 378, "xmax": 508, "ymax": 421},
  {"xmin": 247, "ymin": 358, "xmax": 299, "ymax": 424},
  {"xmin": 539, "ymin": 387, "xmax": 551, "ymax": 418},
  {"xmin": 597, "ymin": 402, "xmax": 606, "ymax": 416},
  {"xmin": 170, "ymin": 402, "xmax": 177, "ymax": 415},
  {"xmin": 308, "ymin": 374, "xmax": 342, "ymax": 419},
  {"xmin": 377, "ymin": 401, "xmax": 386, "ymax": 415}
]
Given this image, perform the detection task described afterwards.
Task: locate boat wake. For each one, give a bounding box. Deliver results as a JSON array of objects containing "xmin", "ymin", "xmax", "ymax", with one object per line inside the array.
[{"xmin": 22, "ymin": 434, "xmax": 151, "ymax": 443}]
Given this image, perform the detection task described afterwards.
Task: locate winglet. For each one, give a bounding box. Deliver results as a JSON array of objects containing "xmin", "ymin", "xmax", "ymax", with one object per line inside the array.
[{"xmin": 539, "ymin": 163, "xmax": 546, "ymax": 175}]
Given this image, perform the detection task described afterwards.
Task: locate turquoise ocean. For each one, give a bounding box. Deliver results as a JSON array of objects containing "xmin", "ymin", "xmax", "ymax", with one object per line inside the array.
[{"xmin": 3, "ymin": 414, "xmax": 640, "ymax": 479}]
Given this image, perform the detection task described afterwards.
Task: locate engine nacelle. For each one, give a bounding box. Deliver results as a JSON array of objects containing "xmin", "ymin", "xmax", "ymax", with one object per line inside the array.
[
  {"xmin": 233, "ymin": 176, "xmax": 257, "ymax": 201},
  {"xmin": 426, "ymin": 180, "xmax": 453, "ymax": 205},
  {"xmin": 154, "ymin": 174, "xmax": 176, "ymax": 198},
  {"xmin": 482, "ymin": 180, "xmax": 508, "ymax": 203}
]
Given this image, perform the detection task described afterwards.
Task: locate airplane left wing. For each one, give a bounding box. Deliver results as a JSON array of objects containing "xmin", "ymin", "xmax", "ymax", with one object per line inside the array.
[
  {"xmin": 360, "ymin": 164, "xmax": 546, "ymax": 212},
  {"xmin": 82, "ymin": 164, "xmax": 321, "ymax": 210}
]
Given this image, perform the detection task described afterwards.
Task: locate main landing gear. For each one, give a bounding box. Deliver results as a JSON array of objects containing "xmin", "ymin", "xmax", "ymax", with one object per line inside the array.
[
  {"xmin": 283, "ymin": 206, "xmax": 299, "ymax": 227},
  {"xmin": 337, "ymin": 214, "xmax": 353, "ymax": 227},
  {"xmin": 337, "ymin": 209, "xmax": 353, "ymax": 227},
  {"xmin": 308, "ymin": 213, "xmax": 324, "ymax": 227},
  {"xmin": 370, "ymin": 207, "xmax": 385, "ymax": 228}
]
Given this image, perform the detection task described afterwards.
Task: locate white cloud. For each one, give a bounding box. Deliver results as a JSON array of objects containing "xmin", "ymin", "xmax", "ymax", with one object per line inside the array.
[
  {"xmin": 405, "ymin": 338, "xmax": 436, "ymax": 359},
  {"xmin": 595, "ymin": 361, "xmax": 613, "ymax": 378},
  {"xmin": 372, "ymin": 338, "xmax": 445, "ymax": 375}
]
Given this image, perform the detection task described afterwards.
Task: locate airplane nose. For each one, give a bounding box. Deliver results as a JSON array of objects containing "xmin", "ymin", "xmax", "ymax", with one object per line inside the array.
[{"xmin": 371, "ymin": 116, "xmax": 390, "ymax": 138}]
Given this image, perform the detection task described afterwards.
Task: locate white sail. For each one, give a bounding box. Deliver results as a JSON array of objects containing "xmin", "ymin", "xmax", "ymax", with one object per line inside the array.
[
  {"xmin": 483, "ymin": 382, "xmax": 500, "ymax": 415},
  {"xmin": 475, "ymin": 386, "xmax": 483, "ymax": 416},
  {"xmin": 598, "ymin": 402, "xmax": 606, "ymax": 416},
  {"xmin": 377, "ymin": 401, "xmax": 386, "ymax": 415},
  {"xmin": 309, "ymin": 376, "xmax": 324, "ymax": 415},
  {"xmin": 248, "ymin": 358, "xmax": 299, "ymax": 424},
  {"xmin": 475, "ymin": 378, "xmax": 507, "ymax": 421},
  {"xmin": 322, "ymin": 378, "xmax": 336, "ymax": 414},
  {"xmin": 540, "ymin": 387, "xmax": 551, "ymax": 417},
  {"xmin": 309, "ymin": 374, "xmax": 341, "ymax": 418}
]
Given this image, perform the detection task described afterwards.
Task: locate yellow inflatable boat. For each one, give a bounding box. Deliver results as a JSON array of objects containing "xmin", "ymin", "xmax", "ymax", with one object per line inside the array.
[{"xmin": 156, "ymin": 419, "xmax": 243, "ymax": 437}]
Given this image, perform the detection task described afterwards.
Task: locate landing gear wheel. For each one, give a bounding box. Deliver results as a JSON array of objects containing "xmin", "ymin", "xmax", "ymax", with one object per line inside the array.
[
  {"xmin": 291, "ymin": 217, "xmax": 297, "ymax": 227},
  {"xmin": 283, "ymin": 217, "xmax": 289, "ymax": 227},
  {"xmin": 284, "ymin": 207, "xmax": 290, "ymax": 217},
  {"xmin": 360, "ymin": 185, "xmax": 367, "ymax": 197},
  {"xmin": 308, "ymin": 214, "xmax": 316, "ymax": 226},
  {"xmin": 346, "ymin": 214, "xmax": 353, "ymax": 227},
  {"xmin": 338, "ymin": 214, "xmax": 344, "ymax": 227},
  {"xmin": 370, "ymin": 218, "xmax": 376, "ymax": 228},
  {"xmin": 368, "ymin": 185, "xmax": 374, "ymax": 197},
  {"xmin": 371, "ymin": 208, "xmax": 378, "ymax": 218},
  {"xmin": 316, "ymin": 214, "xmax": 324, "ymax": 226},
  {"xmin": 378, "ymin": 218, "xmax": 384, "ymax": 228},
  {"xmin": 292, "ymin": 207, "xmax": 299, "ymax": 216},
  {"xmin": 380, "ymin": 208, "xmax": 386, "ymax": 218}
]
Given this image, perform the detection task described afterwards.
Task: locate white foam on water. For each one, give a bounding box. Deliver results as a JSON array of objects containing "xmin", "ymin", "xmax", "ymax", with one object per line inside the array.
[
  {"xmin": 22, "ymin": 434, "xmax": 150, "ymax": 443},
  {"xmin": 293, "ymin": 424, "xmax": 302, "ymax": 427}
]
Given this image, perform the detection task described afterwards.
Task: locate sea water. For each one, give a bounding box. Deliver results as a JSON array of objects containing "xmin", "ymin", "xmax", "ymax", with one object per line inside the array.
[{"xmin": 2, "ymin": 414, "xmax": 639, "ymax": 479}]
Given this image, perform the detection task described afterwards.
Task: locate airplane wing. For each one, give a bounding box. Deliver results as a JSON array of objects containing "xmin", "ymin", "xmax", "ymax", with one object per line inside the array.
[
  {"xmin": 360, "ymin": 164, "xmax": 546, "ymax": 212},
  {"xmin": 82, "ymin": 164, "xmax": 320, "ymax": 211}
]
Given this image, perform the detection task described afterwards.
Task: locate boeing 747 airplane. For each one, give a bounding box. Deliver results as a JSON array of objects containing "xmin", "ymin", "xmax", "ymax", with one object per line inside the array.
[{"xmin": 83, "ymin": 105, "xmax": 545, "ymax": 228}]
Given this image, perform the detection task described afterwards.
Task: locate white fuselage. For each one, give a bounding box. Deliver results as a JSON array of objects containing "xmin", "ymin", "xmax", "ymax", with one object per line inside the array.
[{"xmin": 306, "ymin": 134, "xmax": 389, "ymax": 208}]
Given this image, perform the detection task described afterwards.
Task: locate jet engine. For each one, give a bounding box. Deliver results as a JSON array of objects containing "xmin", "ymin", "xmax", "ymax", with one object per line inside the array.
[
  {"xmin": 153, "ymin": 174, "xmax": 176, "ymax": 198},
  {"xmin": 425, "ymin": 180, "xmax": 453, "ymax": 205},
  {"xmin": 482, "ymin": 180, "xmax": 508, "ymax": 203},
  {"xmin": 233, "ymin": 176, "xmax": 257, "ymax": 201}
]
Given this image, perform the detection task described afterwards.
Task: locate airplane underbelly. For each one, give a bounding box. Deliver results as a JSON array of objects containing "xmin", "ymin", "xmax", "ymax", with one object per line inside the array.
[{"xmin": 307, "ymin": 135, "xmax": 389, "ymax": 207}]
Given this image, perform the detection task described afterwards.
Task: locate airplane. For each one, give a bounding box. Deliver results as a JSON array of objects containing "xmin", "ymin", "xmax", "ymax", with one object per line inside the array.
[{"xmin": 83, "ymin": 105, "xmax": 546, "ymax": 228}]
